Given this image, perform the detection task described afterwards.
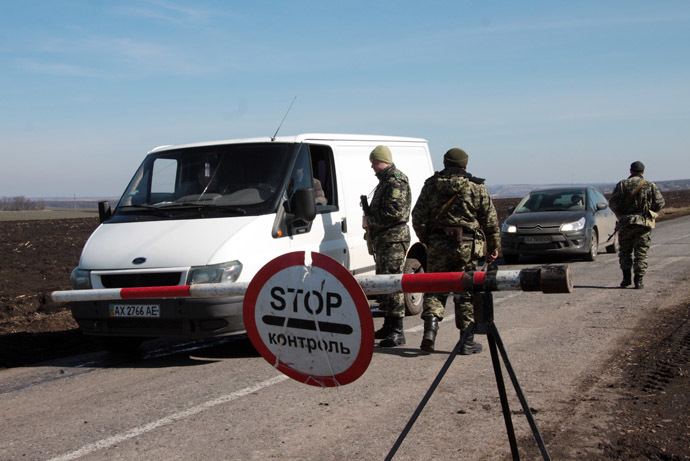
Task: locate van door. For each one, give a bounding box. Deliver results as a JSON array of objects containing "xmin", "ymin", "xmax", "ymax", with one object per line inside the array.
[{"xmin": 286, "ymin": 143, "xmax": 349, "ymax": 267}]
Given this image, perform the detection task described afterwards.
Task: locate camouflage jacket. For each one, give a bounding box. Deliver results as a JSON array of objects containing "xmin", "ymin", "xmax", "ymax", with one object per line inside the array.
[
  {"xmin": 368, "ymin": 164, "xmax": 411, "ymax": 243},
  {"xmin": 609, "ymin": 174, "xmax": 665, "ymax": 228},
  {"xmin": 412, "ymin": 167, "xmax": 500, "ymax": 253}
]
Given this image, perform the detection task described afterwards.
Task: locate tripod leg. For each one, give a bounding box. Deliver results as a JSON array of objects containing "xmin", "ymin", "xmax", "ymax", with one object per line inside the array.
[
  {"xmin": 487, "ymin": 331, "xmax": 520, "ymax": 460},
  {"xmin": 489, "ymin": 322, "xmax": 552, "ymax": 461},
  {"xmin": 384, "ymin": 324, "xmax": 474, "ymax": 461}
]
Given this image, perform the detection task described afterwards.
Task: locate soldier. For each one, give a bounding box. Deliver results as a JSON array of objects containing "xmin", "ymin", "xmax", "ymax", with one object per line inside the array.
[
  {"xmin": 412, "ymin": 148, "xmax": 499, "ymax": 354},
  {"xmin": 609, "ymin": 161, "xmax": 665, "ymax": 289},
  {"xmin": 362, "ymin": 145, "xmax": 412, "ymax": 347}
]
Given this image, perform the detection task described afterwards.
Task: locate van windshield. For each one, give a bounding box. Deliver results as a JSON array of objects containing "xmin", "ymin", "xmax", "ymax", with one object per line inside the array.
[{"xmin": 114, "ymin": 143, "xmax": 293, "ymax": 220}]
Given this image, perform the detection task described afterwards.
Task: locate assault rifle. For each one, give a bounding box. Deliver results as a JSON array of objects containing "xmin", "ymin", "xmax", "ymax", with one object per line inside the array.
[
  {"xmin": 360, "ymin": 195, "xmax": 376, "ymax": 259},
  {"xmin": 606, "ymin": 222, "xmax": 620, "ymax": 243}
]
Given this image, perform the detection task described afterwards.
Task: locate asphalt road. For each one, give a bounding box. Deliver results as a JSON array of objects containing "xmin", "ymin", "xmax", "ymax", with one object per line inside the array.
[{"xmin": 2, "ymin": 215, "xmax": 689, "ymax": 460}]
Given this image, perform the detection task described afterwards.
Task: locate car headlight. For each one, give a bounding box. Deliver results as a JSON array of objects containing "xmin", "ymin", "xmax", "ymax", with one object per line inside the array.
[
  {"xmin": 560, "ymin": 217, "xmax": 586, "ymax": 232},
  {"xmin": 502, "ymin": 222, "xmax": 517, "ymax": 233},
  {"xmin": 70, "ymin": 267, "xmax": 92, "ymax": 290},
  {"xmin": 187, "ymin": 260, "xmax": 243, "ymax": 284}
]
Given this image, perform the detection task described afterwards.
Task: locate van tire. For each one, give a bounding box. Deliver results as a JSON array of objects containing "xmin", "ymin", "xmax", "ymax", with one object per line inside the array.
[
  {"xmin": 502, "ymin": 254, "xmax": 520, "ymax": 265},
  {"xmin": 97, "ymin": 336, "xmax": 145, "ymax": 356},
  {"xmin": 403, "ymin": 257, "xmax": 424, "ymax": 316}
]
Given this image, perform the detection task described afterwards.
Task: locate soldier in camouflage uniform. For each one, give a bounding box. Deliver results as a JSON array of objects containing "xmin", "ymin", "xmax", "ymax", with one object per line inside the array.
[
  {"xmin": 412, "ymin": 148, "xmax": 500, "ymax": 354},
  {"xmin": 609, "ymin": 161, "xmax": 665, "ymax": 289},
  {"xmin": 362, "ymin": 145, "xmax": 411, "ymax": 347}
]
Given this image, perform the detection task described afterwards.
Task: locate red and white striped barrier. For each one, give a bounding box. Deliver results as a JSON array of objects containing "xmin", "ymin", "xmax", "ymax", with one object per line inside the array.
[{"xmin": 51, "ymin": 265, "xmax": 571, "ymax": 303}]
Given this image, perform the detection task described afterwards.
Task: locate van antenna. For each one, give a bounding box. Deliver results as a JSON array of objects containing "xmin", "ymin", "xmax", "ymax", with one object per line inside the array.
[{"xmin": 271, "ymin": 96, "xmax": 297, "ymax": 141}]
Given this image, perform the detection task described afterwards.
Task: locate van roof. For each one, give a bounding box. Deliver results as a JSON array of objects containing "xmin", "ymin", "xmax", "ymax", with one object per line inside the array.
[{"xmin": 149, "ymin": 133, "xmax": 428, "ymax": 153}]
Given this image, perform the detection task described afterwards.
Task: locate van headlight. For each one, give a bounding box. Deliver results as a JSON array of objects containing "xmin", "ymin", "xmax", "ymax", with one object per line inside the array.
[
  {"xmin": 70, "ymin": 267, "xmax": 92, "ymax": 290},
  {"xmin": 560, "ymin": 217, "xmax": 586, "ymax": 232},
  {"xmin": 187, "ymin": 260, "xmax": 243, "ymax": 284},
  {"xmin": 502, "ymin": 222, "xmax": 517, "ymax": 233}
]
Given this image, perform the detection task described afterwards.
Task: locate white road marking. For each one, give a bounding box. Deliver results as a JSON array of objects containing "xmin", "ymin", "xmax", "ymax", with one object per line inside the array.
[
  {"xmin": 48, "ymin": 375, "xmax": 289, "ymax": 461},
  {"xmin": 650, "ymin": 256, "xmax": 687, "ymax": 271}
]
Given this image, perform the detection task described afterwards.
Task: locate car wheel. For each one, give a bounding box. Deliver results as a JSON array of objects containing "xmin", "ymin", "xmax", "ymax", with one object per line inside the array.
[
  {"xmin": 503, "ymin": 254, "xmax": 520, "ymax": 264},
  {"xmin": 585, "ymin": 231, "xmax": 598, "ymax": 261},
  {"xmin": 403, "ymin": 257, "xmax": 424, "ymax": 316},
  {"xmin": 605, "ymin": 233, "xmax": 619, "ymax": 254}
]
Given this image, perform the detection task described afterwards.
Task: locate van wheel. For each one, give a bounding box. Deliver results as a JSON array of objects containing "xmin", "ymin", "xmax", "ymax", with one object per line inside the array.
[
  {"xmin": 403, "ymin": 257, "xmax": 424, "ymax": 316},
  {"xmin": 98, "ymin": 337, "xmax": 145, "ymax": 356},
  {"xmin": 503, "ymin": 254, "xmax": 520, "ymax": 264}
]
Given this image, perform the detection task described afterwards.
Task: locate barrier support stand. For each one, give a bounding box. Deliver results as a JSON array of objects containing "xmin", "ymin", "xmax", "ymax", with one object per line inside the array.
[
  {"xmin": 480, "ymin": 290, "xmax": 551, "ymax": 461},
  {"xmin": 385, "ymin": 290, "xmax": 551, "ymax": 461}
]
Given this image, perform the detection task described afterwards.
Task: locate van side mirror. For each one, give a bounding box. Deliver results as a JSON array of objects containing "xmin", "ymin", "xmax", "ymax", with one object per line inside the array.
[
  {"xmin": 287, "ymin": 188, "xmax": 317, "ymax": 224},
  {"xmin": 98, "ymin": 201, "xmax": 112, "ymax": 223},
  {"xmin": 596, "ymin": 202, "xmax": 607, "ymax": 211}
]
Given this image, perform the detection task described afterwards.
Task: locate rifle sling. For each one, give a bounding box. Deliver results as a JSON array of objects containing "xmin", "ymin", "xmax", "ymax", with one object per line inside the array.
[
  {"xmin": 430, "ymin": 193, "xmax": 460, "ymax": 234},
  {"xmin": 623, "ymin": 179, "xmax": 645, "ymax": 208}
]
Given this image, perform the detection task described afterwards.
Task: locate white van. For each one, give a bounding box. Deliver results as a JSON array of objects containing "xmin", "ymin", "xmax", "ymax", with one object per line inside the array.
[{"xmin": 68, "ymin": 133, "xmax": 434, "ymax": 348}]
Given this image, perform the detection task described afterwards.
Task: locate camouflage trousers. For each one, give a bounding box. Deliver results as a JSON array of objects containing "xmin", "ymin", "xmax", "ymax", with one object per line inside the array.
[
  {"xmin": 422, "ymin": 237, "xmax": 476, "ymax": 331},
  {"xmin": 374, "ymin": 241, "xmax": 409, "ymax": 318},
  {"xmin": 618, "ymin": 225, "xmax": 652, "ymax": 276}
]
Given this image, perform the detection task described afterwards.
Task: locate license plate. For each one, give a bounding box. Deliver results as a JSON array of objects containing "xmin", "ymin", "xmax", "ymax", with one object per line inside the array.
[
  {"xmin": 109, "ymin": 304, "xmax": 161, "ymax": 318},
  {"xmin": 525, "ymin": 236, "xmax": 551, "ymax": 244}
]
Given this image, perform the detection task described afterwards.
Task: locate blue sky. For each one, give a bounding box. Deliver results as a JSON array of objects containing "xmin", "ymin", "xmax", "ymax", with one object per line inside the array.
[{"xmin": 2, "ymin": 1, "xmax": 689, "ymax": 198}]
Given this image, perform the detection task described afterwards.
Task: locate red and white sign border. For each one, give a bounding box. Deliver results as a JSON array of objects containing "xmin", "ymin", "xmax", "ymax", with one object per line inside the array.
[{"xmin": 243, "ymin": 251, "xmax": 374, "ymax": 387}]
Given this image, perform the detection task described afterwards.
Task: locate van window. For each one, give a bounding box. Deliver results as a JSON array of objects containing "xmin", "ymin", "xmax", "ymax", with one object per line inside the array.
[
  {"xmin": 151, "ymin": 158, "xmax": 178, "ymax": 194},
  {"xmin": 309, "ymin": 144, "xmax": 337, "ymax": 211},
  {"xmin": 287, "ymin": 143, "xmax": 337, "ymax": 212}
]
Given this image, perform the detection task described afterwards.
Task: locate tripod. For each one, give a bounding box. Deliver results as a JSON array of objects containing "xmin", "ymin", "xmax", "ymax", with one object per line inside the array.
[{"xmin": 385, "ymin": 290, "xmax": 551, "ymax": 461}]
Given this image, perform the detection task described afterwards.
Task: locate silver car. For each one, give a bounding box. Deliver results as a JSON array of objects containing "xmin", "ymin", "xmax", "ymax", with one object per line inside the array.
[{"xmin": 500, "ymin": 186, "xmax": 618, "ymax": 264}]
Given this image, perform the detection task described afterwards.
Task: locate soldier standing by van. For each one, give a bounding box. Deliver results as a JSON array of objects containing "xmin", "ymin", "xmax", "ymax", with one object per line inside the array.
[
  {"xmin": 412, "ymin": 148, "xmax": 500, "ymax": 354},
  {"xmin": 362, "ymin": 145, "xmax": 412, "ymax": 347},
  {"xmin": 609, "ymin": 161, "xmax": 665, "ymax": 289}
]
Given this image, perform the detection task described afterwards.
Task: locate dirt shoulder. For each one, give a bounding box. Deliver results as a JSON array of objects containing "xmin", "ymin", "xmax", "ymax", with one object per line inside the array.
[
  {"xmin": 521, "ymin": 295, "xmax": 690, "ymax": 460},
  {"xmin": 600, "ymin": 300, "xmax": 690, "ymax": 459}
]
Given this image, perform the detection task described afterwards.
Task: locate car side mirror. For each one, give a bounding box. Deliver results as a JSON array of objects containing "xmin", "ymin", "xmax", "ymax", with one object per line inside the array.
[
  {"xmin": 596, "ymin": 202, "xmax": 607, "ymax": 211},
  {"xmin": 508, "ymin": 206, "xmax": 516, "ymax": 214},
  {"xmin": 98, "ymin": 200, "xmax": 112, "ymax": 223},
  {"xmin": 287, "ymin": 188, "xmax": 317, "ymax": 224}
]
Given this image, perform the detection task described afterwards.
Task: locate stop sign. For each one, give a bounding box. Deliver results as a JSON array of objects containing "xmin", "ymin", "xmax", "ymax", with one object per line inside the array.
[{"xmin": 243, "ymin": 251, "xmax": 374, "ymax": 387}]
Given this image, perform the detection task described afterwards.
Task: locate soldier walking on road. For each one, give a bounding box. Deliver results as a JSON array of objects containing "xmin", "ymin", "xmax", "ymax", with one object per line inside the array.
[
  {"xmin": 412, "ymin": 148, "xmax": 500, "ymax": 354},
  {"xmin": 362, "ymin": 145, "xmax": 411, "ymax": 347},
  {"xmin": 609, "ymin": 161, "xmax": 665, "ymax": 289}
]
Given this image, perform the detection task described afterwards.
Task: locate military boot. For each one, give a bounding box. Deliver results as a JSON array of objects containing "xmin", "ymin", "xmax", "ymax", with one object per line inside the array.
[
  {"xmin": 375, "ymin": 316, "xmax": 392, "ymax": 340},
  {"xmin": 620, "ymin": 269, "xmax": 632, "ymax": 288},
  {"xmin": 634, "ymin": 274, "xmax": 644, "ymax": 289},
  {"xmin": 379, "ymin": 316, "xmax": 405, "ymax": 347},
  {"xmin": 460, "ymin": 331, "xmax": 483, "ymax": 355},
  {"xmin": 420, "ymin": 316, "xmax": 439, "ymax": 352}
]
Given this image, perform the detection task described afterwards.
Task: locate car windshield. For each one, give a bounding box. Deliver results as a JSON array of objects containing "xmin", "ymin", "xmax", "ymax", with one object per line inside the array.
[
  {"xmin": 514, "ymin": 189, "xmax": 587, "ymax": 213},
  {"xmin": 114, "ymin": 142, "xmax": 293, "ymax": 220}
]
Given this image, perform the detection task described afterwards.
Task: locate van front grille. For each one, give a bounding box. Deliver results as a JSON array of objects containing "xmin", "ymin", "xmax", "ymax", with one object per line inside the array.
[
  {"xmin": 101, "ymin": 272, "xmax": 183, "ymax": 288},
  {"xmin": 106, "ymin": 318, "xmax": 184, "ymax": 331}
]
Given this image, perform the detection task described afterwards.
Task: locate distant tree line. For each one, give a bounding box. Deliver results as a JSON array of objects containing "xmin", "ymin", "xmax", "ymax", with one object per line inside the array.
[{"xmin": 0, "ymin": 196, "xmax": 46, "ymax": 211}]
